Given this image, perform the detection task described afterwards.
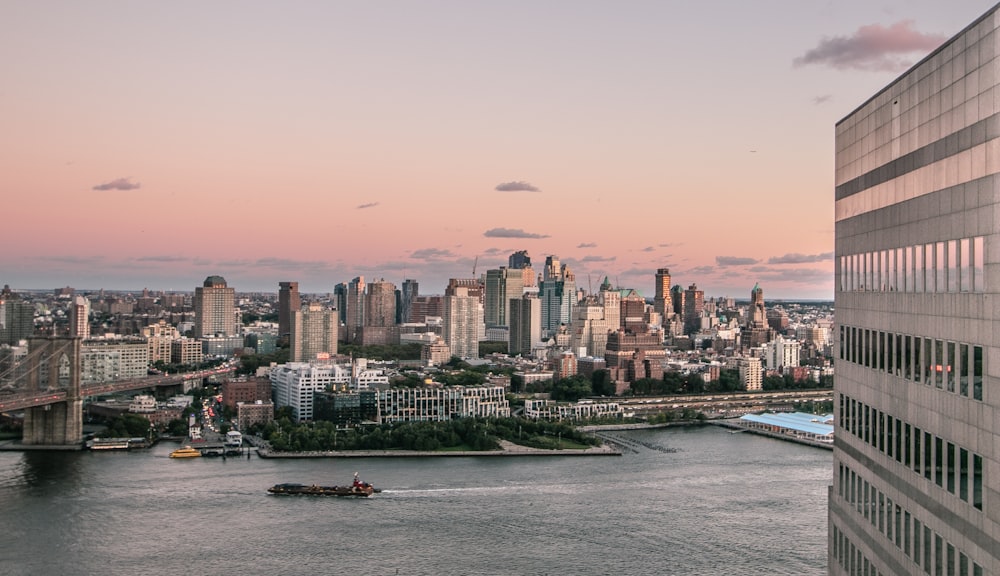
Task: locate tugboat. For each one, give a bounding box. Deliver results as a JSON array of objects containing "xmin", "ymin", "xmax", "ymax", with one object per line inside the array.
[{"xmin": 268, "ymin": 473, "xmax": 380, "ymax": 497}]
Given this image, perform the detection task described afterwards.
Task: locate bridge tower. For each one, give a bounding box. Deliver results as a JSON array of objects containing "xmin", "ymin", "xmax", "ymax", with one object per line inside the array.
[{"xmin": 22, "ymin": 336, "xmax": 83, "ymax": 446}]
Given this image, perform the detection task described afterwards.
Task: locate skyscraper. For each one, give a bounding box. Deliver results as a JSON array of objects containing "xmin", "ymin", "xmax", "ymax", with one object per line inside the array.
[
  {"xmin": 484, "ymin": 267, "xmax": 523, "ymax": 328},
  {"xmin": 364, "ymin": 279, "xmax": 396, "ymax": 327},
  {"xmin": 653, "ymin": 268, "xmax": 672, "ymax": 321},
  {"xmin": 344, "ymin": 276, "xmax": 365, "ymax": 342},
  {"xmin": 743, "ymin": 283, "xmax": 772, "ymax": 348},
  {"xmin": 68, "ymin": 296, "xmax": 90, "ymax": 338},
  {"xmin": 831, "ymin": 7, "xmax": 998, "ymax": 574},
  {"xmin": 399, "ymin": 279, "xmax": 418, "ymax": 324},
  {"xmin": 682, "ymin": 283, "xmax": 703, "ymax": 336},
  {"xmin": 539, "ymin": 255, "xmax": 575, "ymax": 336},
  {"xmin": 0, "ymin": 286, "xmax": 34, "ymax": 345},
  {"xmin": 278, "ymin": 281, "xmax": 300, "ymax": 338},
  {"xmin": 194, "ymin": 276, "xmax": 236, "ymax": 338},
  {"xmin": 290, "ymin": 303, "xmax": 338, "ymax": 362},
  {"xmin": 443, "ymin": 287, "xmax": 482, "ymax": 360},
  {"xmin": 508, "ymin": 294, "xmax": 540, "ymax": 357}
]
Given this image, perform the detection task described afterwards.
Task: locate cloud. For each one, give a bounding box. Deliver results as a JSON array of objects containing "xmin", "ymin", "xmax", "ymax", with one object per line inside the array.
[
  {"xmin": 39, "ymin": 255, "xmax": 104, "ymax": 264},
  {"xmin": 411, "ymin": 248, "xmax": 456, "ymax": 260},
  {"xmin": 658, "ymin": 242, "xmax": 682, "ymax": 248},
  {"xmin": 484, "ymin": 227, "xmax": 550, "ymax": 239},
  {"xmin": 577, "ymin": 242, "xmax": 598, "ymax": 249},
  {"xmin": 768, "ymin": 252, "xmax": 834, "ymax": 264},
  {"xmin": 357, "ymin": 202, "xmax": 379, "ymax": 209},
  {"xmin": 716, "ymin": 256, "xmax": 760, "ymax": 266},
  {"xmin": 255, "ymin": 257, "xmax": 329, "ymax": 270},
  {"xmin": 793, "ymin": 20, "xmax": 946, "ymax": 72},
  {"xmin": 92, "ymin": 177, "xmax": 141, "ymax": 191},
  {"xmin": 685, "ymin": 266, "xmax": 716, "ymax": 276},
  {"xmin": 482, "ymin": 247, "xmax": 504, "ymax": 255},
  {"xmin": 641, "ymin": 246, "xmax": 655, "ymax": 252},
  {"xmin": 580, "ymin": 255, "xmax": 616, "ymax": 263},
  {"xmin": 134, "ymin": 255, "xmax": 189, "ymax": 263},
  {"xmin": 813, "ymin": 95, "xmax": 832, "ymax": 105},
  {"xmin": 494, "ymin": 181, "xmax": 540, "ymax": 192}
]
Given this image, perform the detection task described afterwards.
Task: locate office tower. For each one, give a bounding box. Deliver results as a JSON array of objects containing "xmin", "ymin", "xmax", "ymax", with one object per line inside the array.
[
  {"xmin": 654, "ymin": 268, "xmax": 673, "ymax": 321},
  {"xmin": 68, "ymin": 296, "xmax": 90, "ymax": 338},
  {"xmin": 539, "ymin": 255, "xmax": 576, "ymax": 335},
  {"xmin": 193, "ymin": 276, "xmax": 236, "ymax": 338},
  {"xmin": 399, "ymin": 279, "xmax": 418, "ymax": 324},
  {"xmin": 443, "ymin": 287, "xmax": 482, "ymax": 360},
  {"xmin": 830, "ymin": 7, "xmax": 998, "ymax": 575},
  {"xmin": 290, "ymin": 303, "xmax": 339, "ymax": 362},
  {"xmin": 445, "ymin": 278, "xmax": 484, "ymax": 304},
  {"xmin": 508, "ymin": 294, "xmax": 541, "ymax": 357},
  {"xmin": 600, "ymin": 278, "xmax": 621, "ymax": 331},
  {"xmin": 365, "ymin": 279, "xmax": 396, "ymax": 327},
  {"xmin": 278, "ymin": 281, "xmax": 300, "ymax": 338},
  {"xmin": 671, "ymin": 284, "xmax": 684, "ymax": 317},
  {"xmin": 344, "ymin": 276, "xmax": 365, "ymax": 341},
  {"xmin": 409, "ymin": 295, "xmax": 443, "ymax": 324},
  {"xmin": 508, "ymin": 250, "xmax": 531, "ymax": 269},
  {"xmin": 744, "ymin": 283, "xmax": 772, "ymax": 348},
  {"xmin": 333, "ymin": 282, "xmax": 348, "ymax": 324},
  {"xmin": 620, "ymin": 289, "xmax": 646, "ymax": 332},
  {"xmin": 485, "ymin": 267, "xmax": 523, "ymax": 328},
  {"xmin": 682, "ymin": 283, "xmax": 703, "ymax": 335},
  {"xmin": 0, "ymin": 286, "xmax": 34, "ymax": 345}
]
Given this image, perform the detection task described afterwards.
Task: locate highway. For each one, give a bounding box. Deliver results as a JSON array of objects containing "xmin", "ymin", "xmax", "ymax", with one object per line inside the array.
[{"xmin": 615, "ymin": 389, "xmax": 834, "ymax": 416}]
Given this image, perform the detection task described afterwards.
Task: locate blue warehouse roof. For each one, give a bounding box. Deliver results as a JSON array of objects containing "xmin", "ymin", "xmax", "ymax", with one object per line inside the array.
[{"xmin": 740, "ymin": 412, "xmax": 834, "ymax": 437}]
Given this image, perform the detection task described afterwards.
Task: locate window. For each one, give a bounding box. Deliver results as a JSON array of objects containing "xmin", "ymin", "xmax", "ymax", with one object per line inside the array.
[
  {"xmin": 948, "ymin": 240, "xmax": 958, "ymax": 292},
  {"xmin": 973, "ymin": 236, "xmax": 984, "ymax": 292},
  {"xmin": 960, "ymin": 238, "xmax": 970, "ymax": 292}
]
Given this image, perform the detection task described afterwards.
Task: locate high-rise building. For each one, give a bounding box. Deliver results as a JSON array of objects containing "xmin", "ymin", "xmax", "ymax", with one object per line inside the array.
[
  {"xmin": 743, "ymin": 283, "xmax": 772, "ymax": 348},
  {"xmin": 484, "ymin": 267, "xmax": 523, "ymax": 328},
  {"xmin": 193, "ymin": 276, "xmax": 236, "ymax": 338},
  {"xmin": 399, "ymin": 279, "xmax": 418, "ymax": 324},
  {"xmin": 443, "ymin": 287, "xmax": 482, "ymax": 360},
  {"xmin": 508, "ymin": 294, "xmax": 541, "ymax": 357},
  {"xmin": 68, "ymin": 296, "xmax": 90, "ymax": 338},
  {"xmin": 0, "ymin": 286, "xmax": 34, "ymax": 345},
  {"xmin": 539, "ymin": 256, "xmax": 576, "ymax": 335},
  {"xmin": 671, "ymin": 284, "xmax": 685, "ymax": 317},
  {"xmin": 654, "ymin": 268, "xmax": 673, "ymax": 321},
  {"xmin": 290, "ymin": 303, "xmax": 339, "ymax": 362},
  {"xmin": 508, "ymin": 250, "xmax": 531, "ymax": 269},
  {"xmin": 682, "ymin": 283, "xmax": 703, "ymax": 336},
  {"xmin": 333, "ymin": 282, "xmax": 348, "ymax": 324},
  {"xmin": 445, "ymin": 278, "xmax": 484, "ymax": 304},
  {"xmin": 344, "ymin": 276, "xmax": 365, "ymax": 342},
  {"xmin": 830, "ymin": 7, "xmax": 998, "ymax": 575},
  {"xmin": 364, "ymin": 279, "xmax": 396, "ymax": 328},
  {"xmin": 278, "ymin": 281, "xmax": 300, "ymax": 338}
]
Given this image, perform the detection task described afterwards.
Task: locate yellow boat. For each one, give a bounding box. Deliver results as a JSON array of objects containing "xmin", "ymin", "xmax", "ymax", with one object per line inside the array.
[{"xmin": 169, "ymin": 446, "xmax": 202, "ymax": 459}]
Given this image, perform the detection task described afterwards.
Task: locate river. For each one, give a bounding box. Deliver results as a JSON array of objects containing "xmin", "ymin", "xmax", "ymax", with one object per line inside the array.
[{"xmin": 0, "ymin": 425, "xmax": 830, "ymax": 575}]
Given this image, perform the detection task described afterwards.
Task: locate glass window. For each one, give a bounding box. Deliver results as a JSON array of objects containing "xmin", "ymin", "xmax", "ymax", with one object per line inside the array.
[
  {"xmin": 973, "ymin": 236, "xmax": 984, "ymax": 293},
  {"xmin": 948, "ymin": 240, "xmax": 958, "ymax": 292},
  {"xmin": 925, "ymin": 243, "xmax": 935, "ymax": 292},
  {"xmin": 973, "ymin": 454, "xmax": 983, "ymax": 510},
  {"xmin": 914, "ymin": 337, "xmax": 923, "ymax": 383},
  {"xmin": 915, "ymin": 244, "xmax": 925, "ymax": 293},
  {"xmin": 914, "ymin": 518, "xmax": 923, "ymax": 568},
  {"xmin": 924, "ymin": 431, "xmax": 933, "ymax": 481},
  {"xmin": 904, "ymin": 511, "xmax": 911, "ymax": 557},
  {"xmin": 947, "ymin": 442, "xmax": 956, "ymax": 494},
  {"xmin": 960, "ymin": 238, "xmax": 970, "ymax": 292},
  {"xmin": 960, "ymin": 447, "xmax": 969, "ymax": 502},
  {"xmin": 924, "ymin": 526, "xmax": 932, "ymax": 574},
  {"xmin": 905, "ymin": 245, "xmax": 913, "ymax": 292},
  {"xmin": 936, "ymin": 242, "xmax": 946, "ymax": 292},
  {"xmin": 914, "ymin": 428, "xmax": 922, "ymax": 474},
  {"xmin": 905, "ymin": 335, "xmax": 913, "ymax": 380},
  {"xmin": 946, "ymin": 341, "xmax": 956, "ymax": 392},
  {"xmin": 960, "ymin": 343, "xmax": 969, "ymax": 397},
  {"xmin": 936, "ymin": 437, "xmax": 944, "ymax": 487},
  {"xmin": 973, "ymin": 346, "xmax": 983, "ymax": 401}
]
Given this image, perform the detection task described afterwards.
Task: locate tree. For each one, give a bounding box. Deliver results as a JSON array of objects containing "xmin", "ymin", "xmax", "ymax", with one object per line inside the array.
[{"xmin": 590, "ymin": 369, "xmax": 615, "ymax": 396}]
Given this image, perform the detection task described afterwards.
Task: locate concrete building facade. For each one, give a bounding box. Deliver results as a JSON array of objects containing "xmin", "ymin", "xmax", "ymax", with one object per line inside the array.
[
  {"xmin": 831, "ymin": 7, "xmax": 1000, "ymax": 575},
  {"xmin": 193, "ymin": 276, "xmax": 236, "ymax": 338}
]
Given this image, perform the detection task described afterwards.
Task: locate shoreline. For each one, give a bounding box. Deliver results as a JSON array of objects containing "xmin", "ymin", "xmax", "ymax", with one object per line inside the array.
[{"xmin": 256, "ymin": 439, "xmax": 622, "ymax": 458}]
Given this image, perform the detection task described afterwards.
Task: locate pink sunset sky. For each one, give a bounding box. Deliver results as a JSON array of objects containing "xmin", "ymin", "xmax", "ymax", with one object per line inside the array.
[{"xmin": 2, "ymin": 1, "xmax": 995, "ymax": 299}]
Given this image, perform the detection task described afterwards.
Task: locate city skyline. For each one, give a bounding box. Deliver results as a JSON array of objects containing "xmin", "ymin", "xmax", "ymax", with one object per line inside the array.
[{"xmin": 3, "ymin": 1, "xmax": 996, "ymax": 299}]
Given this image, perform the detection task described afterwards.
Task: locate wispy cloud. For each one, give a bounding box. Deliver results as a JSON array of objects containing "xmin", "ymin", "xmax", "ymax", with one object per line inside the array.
[
  {"xmin": 92, "ymin": 177, "xmax": 141, "ymax": 191},
  {"xmin": 484, "ymin": 227, "xmax": 549, "ymax": 239},
  {"xmin": 813, "ymin": 95, "xmax": 832, "ymax": 105},
  {"xmin": 794, "ymin": 20, "xmax": 946, "ymax": 72},
  {"xmin": 577, "ymin": 242, "xmax": 597, "ymax": 249},
  {"xmin": 580, "ymin": 255, "xmax": 616, "ymax": 263},
  {"xmin": 357, "ymin": 202, "xmax": 379, "ymax": 209},
  {"xmin": 768, "ymin": 252, "xmax": 834, "ymax": 264},
  {"xmin": 411, "ymin": 248, "xmax": 456, "ymax": 260},
  {"xmin": 39, "ymin": 255, "xmax": 104, "ymax": 264},
  {"xmin": 255, "ymin": 257, "xmax": 329, "ymax": 270},
  {"xmin": 494, "ymin": 181, "xmax": 540, "ymax": 192},
  {"xmin": 716, "ymin": 256, "xmax": 760, "ymax": 266},
  {"xmin": 135, "ymin": 255, "xmax": 188, "ymax": 263},
  {"xmin": 640, "ymin": 246, "xmax": 655, "ymax": 252}
]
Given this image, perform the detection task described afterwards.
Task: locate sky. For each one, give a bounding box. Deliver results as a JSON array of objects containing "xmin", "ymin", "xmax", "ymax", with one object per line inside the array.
[{"xmin": 2, "ymin": 1, "xmax": 997, "ymax": 299}]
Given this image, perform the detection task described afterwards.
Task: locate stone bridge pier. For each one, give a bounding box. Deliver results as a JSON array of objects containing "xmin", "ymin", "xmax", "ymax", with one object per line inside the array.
[{"xmin": 22, "ymin": 336, "xmax": 83, "ymax": 447}]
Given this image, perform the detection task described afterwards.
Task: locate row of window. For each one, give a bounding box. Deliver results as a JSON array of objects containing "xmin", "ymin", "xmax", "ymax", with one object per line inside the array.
[
  {"xmin": 838, "ymin": 325, "xmax": 983, "ymax": 401},
  {"xmin": 831, "ymin": 524, "xmax": 882, "ymax": 576},
  {"xmin": 839, "ymin": 237, "xmax": 984, "ymax": 293},
  {"xmin": 840, "ymin": 394, "xmax": 983, "ymax": 510},
  {"xmin": 837, "ymin": 463, "xmax": 984, "ymax": 576}
]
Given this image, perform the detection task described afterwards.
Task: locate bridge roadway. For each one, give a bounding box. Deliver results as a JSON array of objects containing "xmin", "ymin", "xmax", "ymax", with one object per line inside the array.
[
  {"xmin": 616, "ymin": 389, "xmax": 834, "ymax": 416},
  {"xmin": 0, "ymin": 366, "xmax": 236, "ymax": 413}
]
